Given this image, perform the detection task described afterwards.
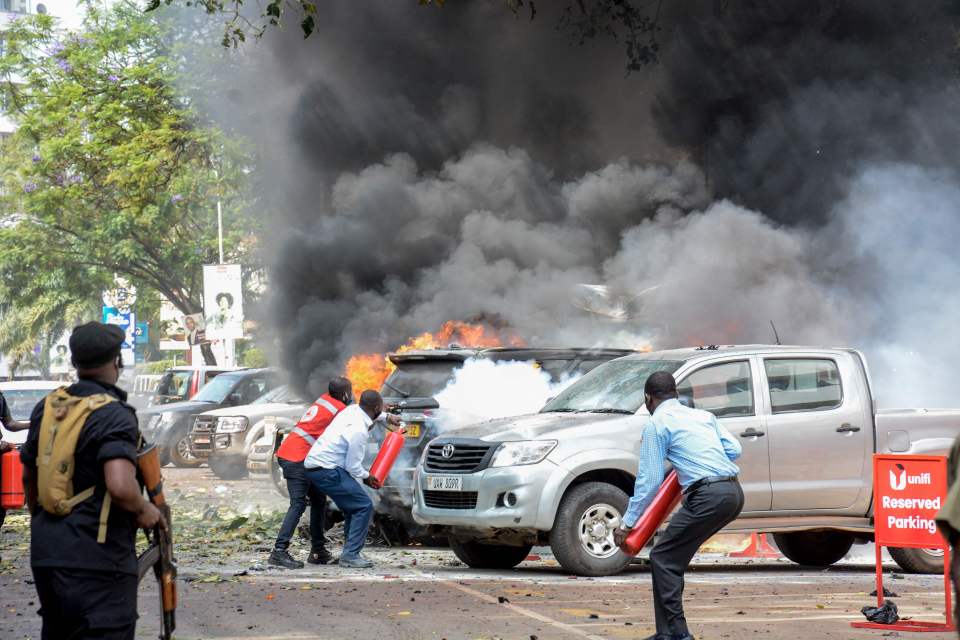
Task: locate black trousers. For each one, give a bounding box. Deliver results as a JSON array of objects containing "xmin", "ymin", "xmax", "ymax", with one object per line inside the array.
[
  {"xmin": 32, "ymin": 566, "xmax": 138, "ymax": 640},
  {"xmin": 649, "ymin": 479, "xmax": 745, "ymax": 637},
  {"xmin": 274, "ymin": 458, "xmax": 327, "ymax": 551}
]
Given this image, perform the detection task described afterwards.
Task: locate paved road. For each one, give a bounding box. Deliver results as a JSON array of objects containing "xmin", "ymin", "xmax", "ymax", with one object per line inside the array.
[{"xmin": 1, "ymin": 468, "xmax": 954, "ymax": 639}]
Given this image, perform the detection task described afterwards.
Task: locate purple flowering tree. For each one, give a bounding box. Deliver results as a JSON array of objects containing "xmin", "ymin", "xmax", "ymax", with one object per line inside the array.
[{"xmin": 0, "ymin": 3, "xmax": 260, "ymax": 353}]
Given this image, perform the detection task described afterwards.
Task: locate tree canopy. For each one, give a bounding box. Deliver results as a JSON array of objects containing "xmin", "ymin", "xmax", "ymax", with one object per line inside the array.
[{"xmin": 0, "ymin": 2, "xmax": 261, "ymax": 359}]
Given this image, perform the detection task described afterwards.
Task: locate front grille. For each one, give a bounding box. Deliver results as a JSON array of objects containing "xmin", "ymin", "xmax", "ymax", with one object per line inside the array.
[
  {"xmin": 424, "ymin": 440, "xmax": 495, "ymax": 473},
  {"xmin": 424, "ymin": 491, "xmax": 478, "ymax": 509},
  {"xmin": 192, "ymin": 416, "xmax": 217, "ymax": 433}
]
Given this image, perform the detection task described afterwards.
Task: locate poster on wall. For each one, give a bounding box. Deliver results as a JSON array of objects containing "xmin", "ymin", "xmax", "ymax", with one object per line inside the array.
[
  {"xmin": 158, "ymin": 298, "xmax": 188, "ymax": 351},
  {"xmin": 203, "ymin": 264, "xmax": 244, "ymax": 340}
]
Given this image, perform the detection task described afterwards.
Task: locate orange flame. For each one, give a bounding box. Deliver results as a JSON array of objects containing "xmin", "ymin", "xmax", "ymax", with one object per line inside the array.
[{"xmin": 344, "ymin": 321, "xmax": 522, "ymax": 393}]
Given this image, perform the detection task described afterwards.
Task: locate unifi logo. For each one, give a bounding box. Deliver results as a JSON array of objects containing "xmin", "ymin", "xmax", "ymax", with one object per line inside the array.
[
  {"xmin": 890, "ymin": 466, "xmax": 907, "ymax": 491},
  {"xmin": 889, "ymin": 464, "xmax": 932, "ymax": 491}
]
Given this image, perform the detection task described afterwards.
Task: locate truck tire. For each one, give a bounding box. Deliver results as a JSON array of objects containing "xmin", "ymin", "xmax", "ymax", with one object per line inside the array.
[
  {"xmin": 889, "ymin": 547, "xmax": 943, "ymax": 574},
  {"xmin": 549, "ymin": 482, "xmax": 633, "ymax": 577},
  {"xmin": 169, "ymin": 426, "xmax": 202, "ymax": 468},
  {"xmin": 448, "ymin": 538, "xmax": 533, "ymax": 570},
  {"xmin": 209, "ymin": 457, "xmax": 249, "ymax": 480},
  {"xmin": 773, "ymin": 531, "xmax": 853, "ymax": 567}
]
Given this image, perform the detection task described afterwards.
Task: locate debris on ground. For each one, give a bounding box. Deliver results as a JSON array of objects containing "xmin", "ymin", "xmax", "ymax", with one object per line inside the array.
[
  {"xmin": 870, "ymin": 587, "xmax": 899, "ymax": 597},
  {"xmin": 861, "ymin": 600, "xmax": 899, "ymax": 625}
]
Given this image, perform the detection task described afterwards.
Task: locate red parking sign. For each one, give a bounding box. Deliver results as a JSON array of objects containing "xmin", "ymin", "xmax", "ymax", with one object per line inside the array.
[
  {"xmin": 851, "ymin": 454, "xmax": 953, "ymax": 633},
  {"xmin": 874, "ymin": 454, "xmax": 948, "ymax": 548}
]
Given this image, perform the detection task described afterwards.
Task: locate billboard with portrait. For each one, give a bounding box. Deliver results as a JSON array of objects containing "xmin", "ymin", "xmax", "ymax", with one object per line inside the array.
[{"xmin": 203, "ymin": 264, "xmax": 244, "ymax": 340}]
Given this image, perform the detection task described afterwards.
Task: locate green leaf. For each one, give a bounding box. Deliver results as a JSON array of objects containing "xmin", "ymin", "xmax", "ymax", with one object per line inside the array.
[{"xmin": 301, "ymin": 14, "xmax": 315, "ymax": 38}]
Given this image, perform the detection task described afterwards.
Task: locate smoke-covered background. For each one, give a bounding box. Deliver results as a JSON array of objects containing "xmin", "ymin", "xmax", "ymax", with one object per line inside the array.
[{"xmin": 206, "ymin": 1, "xmax": 960, "ymax": 407}]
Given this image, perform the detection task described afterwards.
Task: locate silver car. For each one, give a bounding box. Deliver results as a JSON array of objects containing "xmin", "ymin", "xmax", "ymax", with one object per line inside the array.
[{"xmin": 414, "ymin": 345, "xmax": 960, "ymax": 576}]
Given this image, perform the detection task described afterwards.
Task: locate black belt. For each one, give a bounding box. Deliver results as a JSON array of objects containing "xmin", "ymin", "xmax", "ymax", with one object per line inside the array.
[{"xmin": 684, "ymin": 475, "xmax": 738, "ymax": 495}]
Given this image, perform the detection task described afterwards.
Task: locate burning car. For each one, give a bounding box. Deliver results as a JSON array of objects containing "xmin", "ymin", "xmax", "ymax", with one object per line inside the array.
[{"xmin": 369, "ymin": 347, "xmax": 636, "ymax": 532}]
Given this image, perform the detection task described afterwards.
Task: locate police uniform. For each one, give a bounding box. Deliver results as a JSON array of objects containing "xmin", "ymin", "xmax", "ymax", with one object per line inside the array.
[{"xmin": 20, "ymin": 323, "xmax": 141, "ymax": 640}]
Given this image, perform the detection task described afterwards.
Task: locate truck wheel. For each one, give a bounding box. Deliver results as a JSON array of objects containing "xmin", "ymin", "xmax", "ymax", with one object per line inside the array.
[
  {"xmin": 549, "ymin": 482, "xmax": 633, "ymax": 577},
  {"xmin": 169, "ymin": 426, "xmax": 202, "ymax": 468},
  {"xmin": 889, "ymin": 547, "xmax": 943, "ymax": 574},
  {"xmin": 448, "ymin": 538, "xmax": 533, "ymax": 569},
  {"xmin": 773, "ymin": 531, "xmax": 853, "ymax": 567},
  {"xmin": 209, "ymin": 457, "xmax": 249, "ymax": 480}
]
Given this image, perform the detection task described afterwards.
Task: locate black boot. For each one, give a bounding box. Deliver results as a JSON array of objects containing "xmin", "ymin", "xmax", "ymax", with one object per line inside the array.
[
  {"xmin": 268, "ymin": 549, "xmax": 304, "ymax": 569},
  {"xmin": 308, "ymin": 547, "xmax": 333, "ymax": 565}
]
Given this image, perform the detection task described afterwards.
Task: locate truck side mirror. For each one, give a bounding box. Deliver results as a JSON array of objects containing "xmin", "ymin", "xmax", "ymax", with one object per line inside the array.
[{"xmin": 227, "ymin": 392, "xmax": 243, "ymax": 406}]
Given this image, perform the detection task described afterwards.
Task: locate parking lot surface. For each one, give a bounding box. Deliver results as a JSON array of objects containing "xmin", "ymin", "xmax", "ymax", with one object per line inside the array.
[{"xmin": 1, "ymin": 468, "xmax": 953, "ymax": 640}]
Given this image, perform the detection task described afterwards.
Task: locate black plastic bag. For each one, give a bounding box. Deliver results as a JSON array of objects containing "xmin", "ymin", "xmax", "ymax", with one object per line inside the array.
[{"xmin": 861, "ymin": 600, "xmax": 899, "ymax": 624}]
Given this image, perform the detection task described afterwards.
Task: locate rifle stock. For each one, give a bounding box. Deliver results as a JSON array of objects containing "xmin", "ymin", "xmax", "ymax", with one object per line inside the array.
[{"xmin": 138, "ymin": 443, "xmax": 177, "ymax": 640}]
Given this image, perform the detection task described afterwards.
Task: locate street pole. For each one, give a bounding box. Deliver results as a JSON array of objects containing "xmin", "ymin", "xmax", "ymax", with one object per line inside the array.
[{"xmin": 216, "ymin": 198, "xmax": 224, "ymax": 265}]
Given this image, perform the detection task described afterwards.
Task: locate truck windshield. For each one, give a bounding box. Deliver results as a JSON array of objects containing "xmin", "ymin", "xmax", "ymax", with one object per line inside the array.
[
  {"xmin": 192, "ymin": 373, "xmax": 242, "ymax": 403},
  {"xmin": 2, "ymin": 388, "xmax": 54, "ymax": 420},
  {"xmin": 380, "ymin": 360, "xmax": 464, "ymax": 398},
  {"xmin": 542, "ymin": 360, "xmax": 683, "ymax": 414}
]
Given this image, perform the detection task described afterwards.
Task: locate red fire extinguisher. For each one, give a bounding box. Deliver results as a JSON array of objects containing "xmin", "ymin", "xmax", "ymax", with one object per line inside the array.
[
  {"xmin": 367, "ymin": 430, "xmax": 405, "ymax": 490},
  {"xmin": 620, "ymin": 469, "xmax": 682, "ymax": 556},
  {"xmin": 1, "ymin": 448, "xmax": 25, "ymax": 510}
]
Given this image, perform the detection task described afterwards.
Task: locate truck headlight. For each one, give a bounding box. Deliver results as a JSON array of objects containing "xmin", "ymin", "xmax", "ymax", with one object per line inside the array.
[
  {"xmin": 490, "ymin": 440, "xmax": 557, "ymax": 467},
  {"xmin": 159, "ymin": 412, "xmax": 176, "ymax": 426},
  {"xmin": 217, "ymin": 416, "xmax": 249, "ymax": 433}
]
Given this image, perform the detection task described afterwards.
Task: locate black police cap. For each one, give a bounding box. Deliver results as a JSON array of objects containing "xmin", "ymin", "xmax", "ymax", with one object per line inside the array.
[{"xmin": 69, "ymin": 322, "xmax": 124, "ymax": 368}]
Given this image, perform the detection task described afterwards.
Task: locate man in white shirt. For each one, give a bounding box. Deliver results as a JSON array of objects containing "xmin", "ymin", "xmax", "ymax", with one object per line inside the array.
[{"xmin": 304, "ymin": 390, "xmax": 398, "ymax": 568}]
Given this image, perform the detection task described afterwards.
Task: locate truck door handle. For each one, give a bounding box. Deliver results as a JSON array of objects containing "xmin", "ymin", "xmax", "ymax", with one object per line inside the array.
[
  {"xmin": 739, "ymin": 428, "xmax": 765, "ymax": 438},
  {"xmin": 836, "ymin": 424, "xmax": 861, "ymax": 433}
]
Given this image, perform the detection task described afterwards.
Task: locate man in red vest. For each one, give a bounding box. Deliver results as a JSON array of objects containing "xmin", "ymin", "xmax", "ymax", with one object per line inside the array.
[{"xmin": 269, "ymin": 376, "xmax": 353, "ymax": 569}]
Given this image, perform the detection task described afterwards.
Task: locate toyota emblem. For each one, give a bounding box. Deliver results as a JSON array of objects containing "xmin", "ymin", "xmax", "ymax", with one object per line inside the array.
[{"xmin": 441, "ymin": 444, "xmax": 455, "ymax": 459}]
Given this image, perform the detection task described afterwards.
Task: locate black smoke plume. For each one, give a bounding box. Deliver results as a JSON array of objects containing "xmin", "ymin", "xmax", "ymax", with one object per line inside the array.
[{"xmin": 207, "ymin": 1, "xmax": 960, "ymax": 405}]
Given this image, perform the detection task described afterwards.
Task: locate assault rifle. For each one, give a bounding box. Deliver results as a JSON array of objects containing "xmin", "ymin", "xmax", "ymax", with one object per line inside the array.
[{"xmin": 137, "ymin": 443, "xmax": 177, "ymax": 640}]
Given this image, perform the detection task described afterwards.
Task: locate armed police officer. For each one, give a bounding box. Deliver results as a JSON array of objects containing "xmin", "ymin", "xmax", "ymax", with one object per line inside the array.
[
  {"xmin": 613, "ymin": 371, "xmax": 744, "ymax": 640},
  {"xmin": 21, "ymin": 322, "xmax": 165, "ymax": 640}
]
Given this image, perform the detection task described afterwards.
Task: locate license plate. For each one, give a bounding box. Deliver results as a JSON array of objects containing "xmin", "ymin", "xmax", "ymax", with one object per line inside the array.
[
  {"xmin": 426, "ymin": 475, "xmax": 462, "ymax": 491},
  {"xmin": 192, "ymin": 436, "xmax": 210, "ymax": 444},
  {"xmin": 404, "ymin": 423, "xmax": 421, "ymax": 438}
]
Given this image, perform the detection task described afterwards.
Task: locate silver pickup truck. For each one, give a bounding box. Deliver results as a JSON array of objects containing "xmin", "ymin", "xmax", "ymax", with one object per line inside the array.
[{"xmin": 412, "ymin": 345, "xmax": 959, "ymax": 576}]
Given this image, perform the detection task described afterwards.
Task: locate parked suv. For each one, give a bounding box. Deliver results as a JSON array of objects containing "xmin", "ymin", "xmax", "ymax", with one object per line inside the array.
[
  {"xmin": 189, "ymin": 385, "xmax": 308, "ymax": 480},
  {"xmin": 413, "ymin": 345, "xmax": 960, "ymax": 576},
  {"xmin": 373, "ymin": 347, "xmax": 635, "ymax": 531},
  {"xmin": 138, "ymin": 368, "xmax": 282, "ymax": 466}
]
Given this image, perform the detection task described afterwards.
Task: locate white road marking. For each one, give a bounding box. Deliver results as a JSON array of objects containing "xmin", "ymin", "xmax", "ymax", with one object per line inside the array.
[{"xmin": 411, "ymin": 569, "xmax": 611, "ymax": 640}]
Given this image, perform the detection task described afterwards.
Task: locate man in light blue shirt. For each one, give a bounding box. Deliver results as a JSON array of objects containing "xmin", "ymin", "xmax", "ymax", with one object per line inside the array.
[
  {"xmin": 304, "ymin": 390, "xmax": 400, "ymax": 568},
  {"xmin": 613, "ymin": 371, "xmax": 744, "ymax": 640}
]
